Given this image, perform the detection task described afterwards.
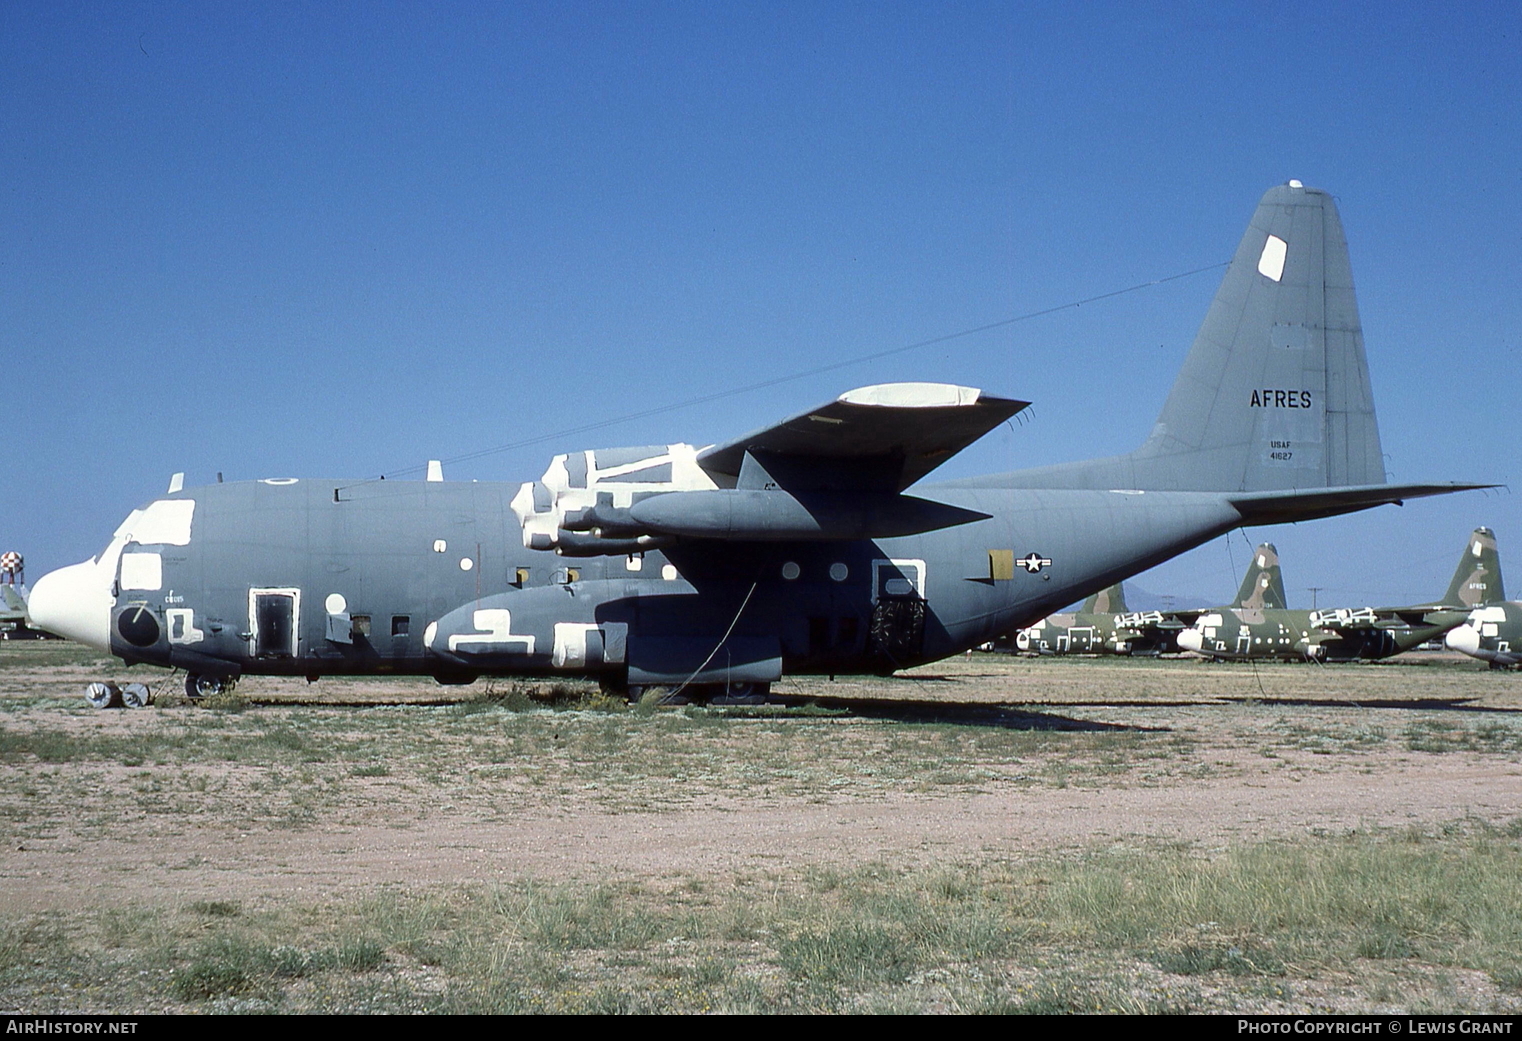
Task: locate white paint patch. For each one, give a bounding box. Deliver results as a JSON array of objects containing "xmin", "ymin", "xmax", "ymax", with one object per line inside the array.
[
  {"xmin": 325, "ymin": 593, "xmax": 347, "ymax": 614},
  {"xmin": 424, "ymin": 621, "xmax": 438, "ymax": 648},
  {"xmin": 167, "ymin": 472, "xmax": 184, "ymax": 494},
  {"xmin": 433, "ymin": 540, "xmax": 447, "ymax": 553},
  {"xmin": 459, "ymin": 557, "xmax": 474, "ymax": 571},
  {"xmin": 552, "ymin": 623, "xmax": 597, "ymax": 669},
  {"xmin": 426, "ymin": 460, "xmax": 443, "ymax": 482},
  {"xmin": 661, "ymin": 564, "xmax": 678, "ymax": 581},
  {"xmin": 781, "ymin": 561, "xmax": 801, "ymax": 580},
  {"xmin": 838, "ymin": 382, "xmax": 980, "ymax": 407},
  {"xmin": 829, "ymin": 562, "xmax": 849, "ymax": 582},
  {"xmin": 124, "ymin": 499, "xmax": 196, "ymax": 546},
  {"xmin": 166, "ymin": 608, "xmax": 204, "ymax": 644},
  {"xmin": 119, "ymin": 553, "xmax": 163, "ymax": 591},
  {"xmin": 448, "ymin": 609, "xmax": 535, "ymax": 654},
  {"xmin": 625, "ymin": 554, "xmax": 643, "ymax": 572},
  {"xmin": 1473, "ymin": 540, "xmax": 1485, "ymax": 558},
  {"xmin": 1257, "ymin": 234, "xmax": 1287, "ymax": 282}
]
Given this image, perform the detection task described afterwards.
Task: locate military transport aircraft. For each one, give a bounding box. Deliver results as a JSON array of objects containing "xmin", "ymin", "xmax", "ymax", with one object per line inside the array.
[
  {"xmin": 1175, "ymin": 528, "xmax": 1501, "ymax": 661},
  {"xmin": 1446, "ymin": 606, "xmax": 1522, "ymax": 669},
  {"xmin": 26, "ymin": 182, "xmax": 1488, "ymax": 703},
  {"xmin": 1444, "ymin": 535, "xmax": 1522, "ymax": 668},
  {"xmin": 1014, "ymin": 543, "xmax": 1286, "ymax": 656},
  {"xmin": 1013, "ymin": 582, "xmax": 1150, "ymax": 656}
]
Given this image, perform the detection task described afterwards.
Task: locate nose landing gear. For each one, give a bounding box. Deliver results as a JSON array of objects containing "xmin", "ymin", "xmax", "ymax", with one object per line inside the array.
[
  {"xmin": 82, "ymin": 673, "xmax": 237, "ymax": 707},
  {"xmin": 184, "ymin": 672, "xmax": 236, "ymax": 700}
]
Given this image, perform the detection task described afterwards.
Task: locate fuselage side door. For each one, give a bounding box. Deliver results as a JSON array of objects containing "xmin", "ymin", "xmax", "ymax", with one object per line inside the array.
[
  {"xmin": 249, "ymin": 588, "xmax": 301, "ymax": 659},
  {"xmin": 869, "ymin": 558, "xmax": 927, "ymax": 660}
]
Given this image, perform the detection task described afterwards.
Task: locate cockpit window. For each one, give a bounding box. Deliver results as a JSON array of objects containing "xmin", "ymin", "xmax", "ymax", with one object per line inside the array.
[{"xmin": 123, "ymin": 500, "xmax": 196, "ymax": 546}]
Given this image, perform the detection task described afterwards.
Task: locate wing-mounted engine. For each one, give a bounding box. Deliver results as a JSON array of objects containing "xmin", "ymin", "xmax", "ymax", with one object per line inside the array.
[
  {"xmin": 510, "ymin": 443, "xmax": 717, "ymax": 555},
  {"xmin": 511, "ymin": 382, "xmax": 1027, "ymax": 556}
]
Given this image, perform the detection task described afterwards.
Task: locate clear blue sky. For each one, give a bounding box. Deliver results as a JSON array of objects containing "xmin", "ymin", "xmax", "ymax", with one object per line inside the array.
[{"xmin": 5, "ymin": 1, "xmax": 1519, "ymax": 607}]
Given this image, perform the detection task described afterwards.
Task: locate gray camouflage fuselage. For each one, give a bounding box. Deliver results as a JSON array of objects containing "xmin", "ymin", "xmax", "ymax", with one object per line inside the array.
[{"xmin": 83, "ymin": 477, "xmax": 1248, "ymax": 684}]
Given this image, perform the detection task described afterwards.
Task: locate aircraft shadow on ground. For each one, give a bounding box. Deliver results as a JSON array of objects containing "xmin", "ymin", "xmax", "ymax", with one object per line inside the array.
[
  {"xmin": 770, "ymin": 696, "xmax": 1160, "ymax": 732},
  {"xmin": 1217, "ymin": 695, "xmax": 1521, "ymax": 715}
]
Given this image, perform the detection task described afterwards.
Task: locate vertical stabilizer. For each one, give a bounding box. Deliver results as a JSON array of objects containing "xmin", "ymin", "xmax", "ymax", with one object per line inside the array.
[
  {"xmin": 0, "ymin": 585, "xmax": 25, "ymax": 613},
  {"xmin": 1234, "ymin": 543, "xmax": 1287, "ymax": 610},
  {"xmin": 1082, "ymin": 582, "xmax": 1127, "ymax": 614},
  {"xmin": 1442, "ymin": 528, "xmax": 1503, "ymax": 607},
  {"xmin": 1134, "ymin": 181, "xmax": 1384, "ymax": 490},
  {"xmin": 998, "ymin": 182, "xmax": 1386, "ymax": 493}
]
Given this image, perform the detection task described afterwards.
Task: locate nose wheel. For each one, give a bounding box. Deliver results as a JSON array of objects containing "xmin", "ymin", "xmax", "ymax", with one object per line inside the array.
[{"xmin": 184, "ymin": 672, "xmax": 236, "ymax": 700}]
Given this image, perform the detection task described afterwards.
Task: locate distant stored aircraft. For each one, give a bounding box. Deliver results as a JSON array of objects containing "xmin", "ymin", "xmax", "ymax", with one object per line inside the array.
[
  {"xmin": 1, "ymin": 583, "xmax": 54, "ymax": 640},
  {"xmin": 1446, "ymin": 607, "xmax": 1522, "ymax": 668},
  {"xmin": 1176, "ymin": 528, "xmax": 1501, "ymax": 661},
  {"xmin": 27, "ymin": 182, "xmax": 1488, "ymax": 703},
  {"xmin": 1443, "ymin": 535, "xmax": 1522, "ymax": 668},
  {"xmin": 1014, "ymin": 543, "xmax": 1286, "ymax": 656}
]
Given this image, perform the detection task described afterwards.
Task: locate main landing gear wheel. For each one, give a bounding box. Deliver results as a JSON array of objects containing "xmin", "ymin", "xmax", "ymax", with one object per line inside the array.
[
  {"xmin": 184, "ymin": 673, "xmax": 234, "ymax": 700},
  {"xmin": 707, "ymin": 682, "xmax": 772, "ymax": 706},
  {"xmin": 624, "ymin": 682, "xmax": 773, "ymax": 706}
]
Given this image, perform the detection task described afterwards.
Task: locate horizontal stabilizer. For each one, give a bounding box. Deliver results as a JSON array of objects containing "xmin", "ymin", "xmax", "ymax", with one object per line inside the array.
[
  {"xmin": 699, "ymin": 382, "xmax": 1027, "ymax": 491},
  {"xmin": 1230, "ymin": 483, "xmax": 1496, "ymax": 526}
]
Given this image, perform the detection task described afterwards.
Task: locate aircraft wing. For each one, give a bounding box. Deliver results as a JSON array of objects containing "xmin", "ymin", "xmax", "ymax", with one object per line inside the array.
[
  {"xmin": 1307, "ymin": 606, "xmax": 1468, "ymax": 632},
  {"xmin": 1111, "ymin": 609, "xmax": 1204, "ymax": 633},
  {"xmin": 698, "ymin": 382, "xmax": 1029, "ymax": 492}
]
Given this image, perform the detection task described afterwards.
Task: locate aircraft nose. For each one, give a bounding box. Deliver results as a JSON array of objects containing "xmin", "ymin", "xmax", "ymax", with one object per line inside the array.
[
  {"xmin": 1446, "ymin": 624, "xmax": 1481, "ymax": 656},
  {"xmin": 27, "ymin": 560, "xmax": 113, "ymax": 650},
  {"xmin": 1176, "ymin": 628, "xmax": 1204, "ymax": 653}
]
